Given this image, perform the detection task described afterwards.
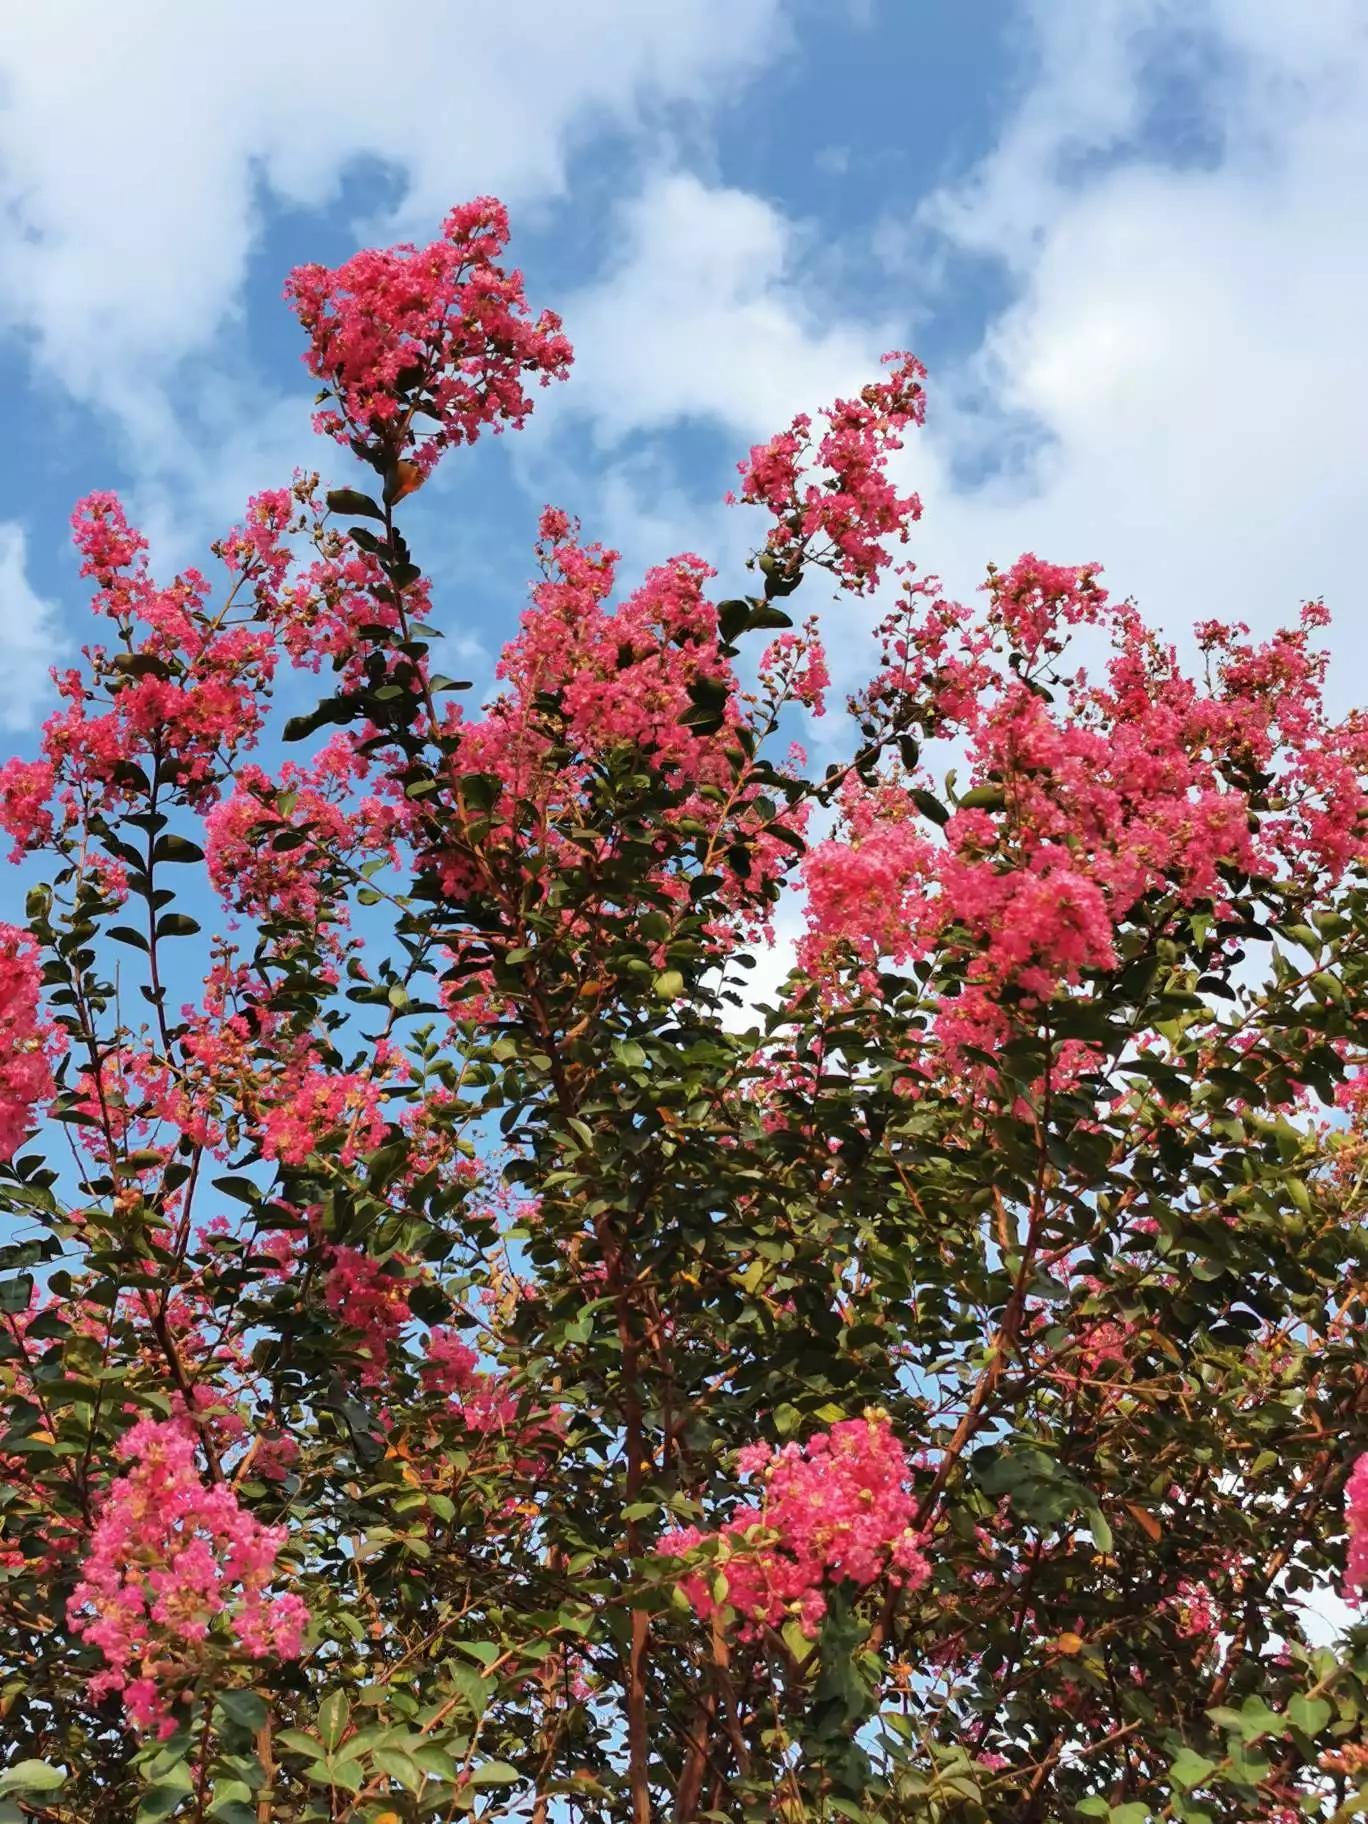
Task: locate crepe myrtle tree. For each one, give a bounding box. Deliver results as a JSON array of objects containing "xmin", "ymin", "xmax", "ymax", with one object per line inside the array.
[{"xmin": 2, "ymin": 196, "xmax": 1368, "ymax": 1824}]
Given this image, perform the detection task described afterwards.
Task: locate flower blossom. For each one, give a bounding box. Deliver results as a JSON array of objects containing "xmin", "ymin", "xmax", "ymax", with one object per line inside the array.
[
  {"xmin": 0, "ymin": 924, "xmax": 58, "ymax": 1159},
  {"xmin": 1346, "ymin": 1452, "xmax": 1368, "ymax": 1596},
  {"xmin": 662, "ymin": 1414, "xmax": 929, "ymax": 1637},
  {"xmin": 68, "ymin": 1419, "xmax": 307, "ymax": 1736},
  {"xmin": 285, "ymin": 197, "xmax": 572, "ymax": 480}
]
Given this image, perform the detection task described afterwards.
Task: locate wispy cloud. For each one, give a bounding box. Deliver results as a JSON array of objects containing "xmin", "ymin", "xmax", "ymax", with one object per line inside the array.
[
  {"xmin": 0, "ymin": 523, "xmax": 65, "ymax": 730},
  {"xmin": 0, "ymin": 2, "xmax": 786, "ymax": 426},
  {"xmin": 910, "ymin": 0, "xmax": 1368, "ymax": 684}
]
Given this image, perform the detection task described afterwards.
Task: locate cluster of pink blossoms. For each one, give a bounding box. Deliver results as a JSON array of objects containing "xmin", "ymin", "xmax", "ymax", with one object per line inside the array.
[
  {"xmin": 259, "ymin": 1064, "xmax": 393, "ymax": 1168},
  {"xmin": 420, "ymin": 1326, "xmax": 536, "ymax": 1437},
  {"xmin": 1345, "ymin": 1453, "xmax": 1368, "ymax": 1596},
  {"xmin": 800, "ymin": 560, "xmax": 1368, "ymax": 1079},
  {"xmin": 479, "ymin": 510, "xmax": 739, "ymax": 788},
  {"xmin": 323, "ymin": 1245, "xmax": 413, "ymax": 1385},
  {"xmin": 731, "ymin": 353, "xmax": 926, "ymax": 593},
  {"xmin": 0, "ymin": 488, "xmax": 310, "ymax": 866},
  {"xmin": 0, "ymin": 924, "xmax": 58, "ymax": 1159},
  {"xmin": 426, "ymin": 507, "xmax": 809, "ymax": 1004},
  {"xmin": 285, "ymin": 196, "xmax": 572, "ymax": 477},
  {"xmin": 422, "ymin": 1325, "xmax": 480, "ymax": 1393},
  {"xmin": 205, "ymin": 736, "xmax": 401, "ymax": 933},
  {"xmin": 662, "ymin": 1415, "xmax": 929, "ymax": 1638},
  {"xmin": 68, "ymin": 1419, "xmax": 306, "ymax": 1736}
]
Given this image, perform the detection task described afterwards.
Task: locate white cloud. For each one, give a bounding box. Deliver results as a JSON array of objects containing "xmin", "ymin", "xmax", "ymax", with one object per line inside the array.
[
  {"xmin": 530, "ymin": 169, "xmax": 906, "ymax": 709},
  {"xmin": 528, "ymin": 0, "xmax": 1368, "ymax": 1014},
  {"xmin": 910, "ymin": 0, "xmax": 1368, "ymax": 697},
  {"xmin": 552, "ymin": 170, "xmax": 894, "ymax": 447},
  {"xmin": 8, "ymin": 0, "xmax": 1367, "ymax": 723},
  {"xmin": 0, "ymin": 0, "xmax": 794, "ymax": 687},
  {"xmin": 0, "ymin": 523, "xmax": 64, "ymax": 730},
  {"xmin": 0, "ymin": 1, "xmax": 785, "ymax": 413},
  {"xmin": 546, "ymin": 3, "xmax": 1368, "ymax": 709}
]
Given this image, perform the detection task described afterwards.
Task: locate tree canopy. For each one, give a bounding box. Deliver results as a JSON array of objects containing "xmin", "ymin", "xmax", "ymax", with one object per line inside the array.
[{"xmin": 2, "ymin": 196, "xmax": 1368, "ymax": 1824}]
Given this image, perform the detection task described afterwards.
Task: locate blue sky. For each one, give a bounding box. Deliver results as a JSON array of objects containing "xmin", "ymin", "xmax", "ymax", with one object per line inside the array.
[{"xmin": 1, "ymin": 0, "xmax": 1365, "ymax": 764}]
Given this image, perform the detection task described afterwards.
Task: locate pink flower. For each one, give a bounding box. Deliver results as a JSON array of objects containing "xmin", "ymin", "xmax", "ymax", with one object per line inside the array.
[
  {"xmin": 323, "ymin": 1246, "xmax": 413, "ymax": 1384},
  {"xmin": 731, "ymin": 353, "xmax": 926, "ymax": 594},
  {"xmin": 0, "ymin": 924, "xmax": 59, "ymax": 1159},
  {"xmin": 423, "ymin": 1327, "xmax": 480, "ymax": 1394},
  {"xmin": 798, "ymin": 563, "xmax": 1368, "ymax": 1102},
  {"xmin": 68, "ymin": 1419, "xmax": 307, "ymax": 1735},
  {"xmin": 663, "ymin": 1414, "xmax": 929, "ymax": 1638},
  {"xmin": 1346, "ymin": 1453, "xmax": 1368, "ymax": 1596},
  {"xmin": 0, "ymin": 756, "xmax": 55, "ymax": 858},
  {"xmin": 285, "ymin": 197, "xmax": 572, "ymax": 481}
]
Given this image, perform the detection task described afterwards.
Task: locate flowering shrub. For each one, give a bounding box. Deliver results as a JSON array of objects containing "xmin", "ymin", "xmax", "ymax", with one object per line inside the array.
[
  {"xmin": 1, "ymin": 198, "xmax": 1368, "ymax": 1823},
  {"xmin": 662, "ymin": 1416, "xmax": 930, "ymax": 1637},
  {"xmin": 67, "ymin": 1420, "xmax": 306, "ymax": 1739}
]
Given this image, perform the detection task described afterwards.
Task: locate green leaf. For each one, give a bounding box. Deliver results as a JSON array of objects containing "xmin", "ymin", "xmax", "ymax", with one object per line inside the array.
[
  {"xmin": 275, "ymin": 1730, "xmax": 324, "ymax": 1758},
  {"xmin": 744, "ymin": 603, "xmax": 795, "ymax": 631},
  {"xmin": 0, "ymin": 1761, "xmax": 66, "ymax": 1795},
  {"xmin": 958, "ymin": 784, "xmax": 1005, "ymax": 811},
  {"xmin": 216, "ymin": 1688, "xmax": 268, "ymax": 1732},
  {"xmin": 371, "ymin": 1747, "xmax": 423, "ymax": 1791},
  {"xmin": 471, "ymin": 1761, "xmax": 521, "ymax": 1786},
  {"xmin": 455, "ymin": 1640, "xmax": 501, "ymax": 1667},
  {"xmin": 1286, "ymin": 1693, "xmax": 1331, "ymax": 1736},
  {"xmin": 1169, "ymin": 1748, "xmax": 1217, "ymax": 1790},
  {"xmin": 213, "ymin": 1175, "xmax": 262, "ymax": 1204},
  {"xmin": 206, "ymin": 1780, "xmax": 255, "ymax": 1820},
  {"xmin": 317, "ymin": 1689, "xmax": 351, "ymax": 1753},
  {"xmin": 1086, "ymin": 1505, "xmax": 1114, "ymax": 1554},
  {"xmin": 155, "ymin": 912, "xmax": 201, "ymax": 938},
  {"xmin": 326, "ymin": 487, "xmax": 385, "ymax": 521},
  {"xmin": 323, "ymin": 1760, "xmax": 365, "ymax": 1794},
  {"xmin": 653, "ymin": 970, "xmax": 685, "ymax": 1001},
  {"xmin": 108, "ymin": 924, "xmax": 151, "ymax": 952},
  {"xmin": 1231, "ymin": 1696, "xmax": 1282, "ymax": 1741},
  {"xmin": 136, "ymin": 1779, "xmax": 194, "ymax": 1823},
  {"xmin": 153, "ymin": 833, "xmax": 205, "ymax": 864},
  {"xmin": 0, "ymin": 1274, "xmax": 33, "ymax": 1314},
  {"xmin": 910, "ymin": 788, "xmax": 950, "ymax": 826}
]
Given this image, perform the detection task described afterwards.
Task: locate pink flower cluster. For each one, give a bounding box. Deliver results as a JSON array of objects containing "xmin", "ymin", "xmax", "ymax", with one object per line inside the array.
[
  {"xmin": 801, "ymin": 565, "xmax": 1368, "ymax": 1081},
  {"xmin": 662, "ymin": 1414, "xmax": 929, "ymax": 1637},
  {"xmin": 0, "ymin": 924, "xmax": 57, "ymax": 1159},
  {"xmin": 731, "ymin": 353, "xmax": 926, "ymax": 593},
  {"xmin": 488, "ymin": 511, "xmax": 736, "ymax": 781},
  {"xmin": 255, "ymin": 1045, "xmax": 397, "ymax": 1168},
  {"xmin": 204, "ymin": 738, "xmax": 399, "ymax": 932},
  {"xmin": 1346, "ymin": 1452, "xmax": 1368, "ymax": 1596},
  {"xmin": 422, "ymin": 1325, "xmax": 479, "ymax": 1394},
  {"xmin": 1167, "ymin": 1579, "xmax": 1219, "ymax": 1641},
  {"xmin": 0, "ymin": 757, "xmax": 54, "ymax": 860},
  {"xmin": 68, "ymin": 1419, "xmax": 307, "ymax": 1736},
  {"xmin": 420, "ymin": 1327, "xmax": 535, "ymax": 1437},
  {"xmin": 0, "ymin": 490, "xmax": 303, "ymax": 859},
  {"xmin": 422, "ymin": 507, "xmax": 809, "ymax": 1002},
  {"xmin": 323, "ymin": 1245, "xmax": 413, "ymax": 1384},
  {"xmin": 285, "ymin": 197, "xmax": 572, "ymax": 479}
]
